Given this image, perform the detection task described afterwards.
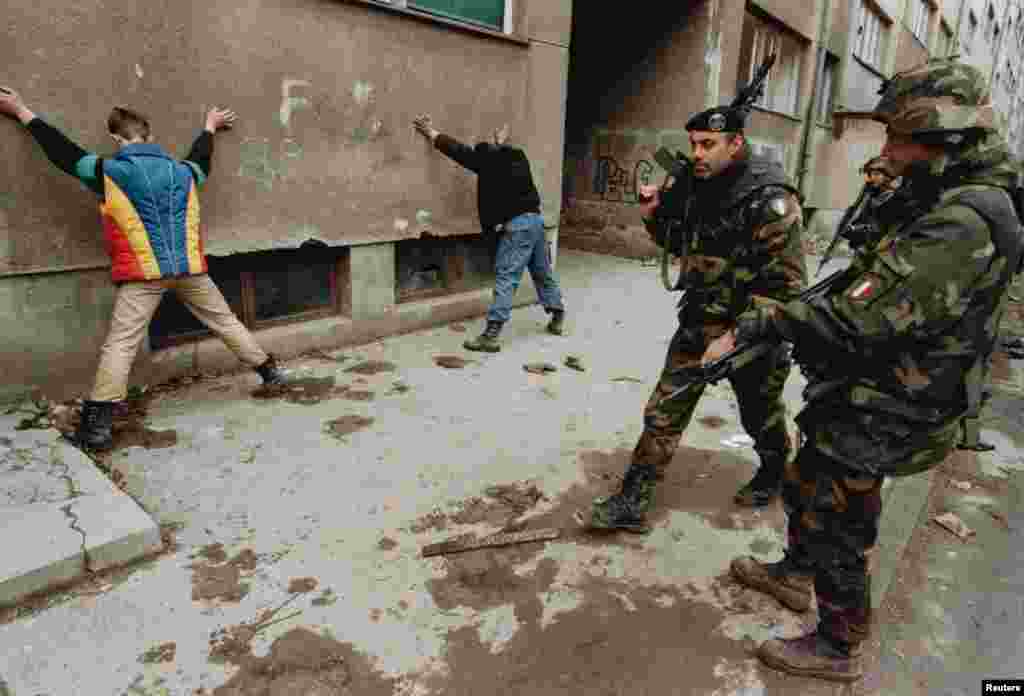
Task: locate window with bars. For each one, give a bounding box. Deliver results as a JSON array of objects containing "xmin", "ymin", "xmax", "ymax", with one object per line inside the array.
[
  {"xmin": 853, "ymin": 0, "xmax": 887, "ymax": 68},
  {"xmin": 395, "ymin": 234, "xmax": 497, "ymax": 302},
  {"xmin": 149, "ymin": 245, "xmax": 350, "ymax": 349},
  {"xmin": 737, "ymin": 10, "xmax": 805, "ymax": 117},
  {"xmin": 910, "ymin": 0, "xmax": 931, "ymax": 44}
]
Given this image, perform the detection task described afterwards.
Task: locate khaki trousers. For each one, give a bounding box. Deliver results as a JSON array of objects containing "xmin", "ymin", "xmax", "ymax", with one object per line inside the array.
[{"xmin": 91, "ymin": 274, "xmax": 268, "ymax": 402}]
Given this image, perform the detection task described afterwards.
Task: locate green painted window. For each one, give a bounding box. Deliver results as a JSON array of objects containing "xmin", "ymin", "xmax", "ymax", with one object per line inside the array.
[{"xmin": 409, "ymin": 0, "xmax": 504, "ymax": 30}]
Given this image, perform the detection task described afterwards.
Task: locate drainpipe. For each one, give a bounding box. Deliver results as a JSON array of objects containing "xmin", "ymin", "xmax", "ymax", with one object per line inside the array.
[
  {"xmin": 703, "ymin": 0, "xmax": 723, "ymax": 109},
  {"xmin": 796, "ymin": 0, "xmax": 833, "ymax": 195}
]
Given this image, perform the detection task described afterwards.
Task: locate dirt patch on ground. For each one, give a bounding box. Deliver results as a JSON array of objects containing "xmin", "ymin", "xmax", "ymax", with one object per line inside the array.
[
  {"xmin": 409, "ymin": 481, "xmax": 548, "ymax": 534},
  {"xmin": 698, "ymin": 415, "xmax": 729, "ymax": 429},
  {"xmin": 207, "ymin": 626, "xmax": 396, "ymax": 696},
  {"xmin": 138, "ymin": 642, "xmax": 176, "ymax": 664},
  {"xmin": 449, "ymin": 323, "xmax": 468, "ymax": 332},
  {"xmin": 324, "ymin": 416, "xmax": 375, "ymax": 441},
  {"xmin": 344, "ymin": 360, "xmax": 397, "ymax": 376},
  {"xmin": 377, "ymin": 537, "xmax": 398, "ymax": 551},
  {"xmin": 190, "ymin": 546, "xmax": 259, "ymax": 603},
  {"xmin": 288, "ymin": 577, "xmax": 319, "ymax": 594},
  {"xmin": 421, "ymin": 565, "xmax": 811, "ymax": 696},
  {"xmin": 434, "ymin": 355, "xmax": 472, "ymax": 369},
  {"xmin": 340, "ymin": 389, "xmax": 375, "ymax": 402}
]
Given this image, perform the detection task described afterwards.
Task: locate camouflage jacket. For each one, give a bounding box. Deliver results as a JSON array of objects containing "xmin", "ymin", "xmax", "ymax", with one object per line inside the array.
[
  {"xmin": 645, "ymin": 154, "xmax": 807, "ymax": 321},
  {"xmin": 758, "ymin": 134, "xmax": 1022, "ymax": 431}
]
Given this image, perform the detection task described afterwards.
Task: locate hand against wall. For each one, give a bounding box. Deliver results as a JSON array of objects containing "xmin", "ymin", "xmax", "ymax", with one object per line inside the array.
[
  {"xmin": 413, "ymin": 114, "xmax": 439, "ymax": 142},
  {"xmin": 204, "ymin": 107, "xmax": 237, "ymax": 134},
  {"xmin": 0, "ymin": 86, "xmax": 35, "ymax": 124}
]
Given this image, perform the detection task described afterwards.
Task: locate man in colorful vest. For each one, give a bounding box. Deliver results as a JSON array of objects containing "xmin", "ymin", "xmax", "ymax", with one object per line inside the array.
[{"xmin": 0, "ymin": 87, "xmax": 289, "ymax": 451}]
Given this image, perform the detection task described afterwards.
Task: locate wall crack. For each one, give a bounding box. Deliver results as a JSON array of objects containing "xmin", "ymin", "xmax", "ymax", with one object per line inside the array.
[{"xmin": 51, "ymin": 442, "xmax": 94, "ymax": 575}]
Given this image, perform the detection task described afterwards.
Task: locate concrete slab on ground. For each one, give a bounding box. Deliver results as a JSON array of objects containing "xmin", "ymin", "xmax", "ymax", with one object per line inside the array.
[{"xmin": 0, "ymin": 412, "xmax": 162, "ymax": 607}]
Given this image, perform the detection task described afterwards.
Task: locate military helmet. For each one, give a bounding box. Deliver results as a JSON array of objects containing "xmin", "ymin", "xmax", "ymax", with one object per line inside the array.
[{"xmin": 872, "ymin": 57, "xmax": 997, "ymax": 142}]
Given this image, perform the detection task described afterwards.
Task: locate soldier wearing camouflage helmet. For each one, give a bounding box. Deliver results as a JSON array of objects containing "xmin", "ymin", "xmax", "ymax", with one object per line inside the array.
[
  {"xmin": 703, "ymin": 57, "xmax": 1023, "ymax": 681},
  {"xmin": 587, "ymin": 55, "xmax": 808, "ymax": 532}
]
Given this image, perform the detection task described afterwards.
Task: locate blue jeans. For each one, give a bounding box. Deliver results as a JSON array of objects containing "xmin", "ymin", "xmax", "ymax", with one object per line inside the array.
[{"xmin": 487, "ymin": 212, "xmax": 565, "ymax": 324}]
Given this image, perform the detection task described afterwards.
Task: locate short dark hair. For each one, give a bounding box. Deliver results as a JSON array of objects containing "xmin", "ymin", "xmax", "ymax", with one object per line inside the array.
[{"xmin": 107, "ymin": 107, "xmax": 150, "ymax": 140}]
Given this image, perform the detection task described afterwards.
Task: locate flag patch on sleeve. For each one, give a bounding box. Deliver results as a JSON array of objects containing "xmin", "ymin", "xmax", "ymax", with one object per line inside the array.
[{"xmin": 848, "ymin": 274, "xmax": 880, "ymax": 302}]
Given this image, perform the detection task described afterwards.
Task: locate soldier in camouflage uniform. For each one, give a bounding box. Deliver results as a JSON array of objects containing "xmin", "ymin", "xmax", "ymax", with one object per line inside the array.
[
  {"xmin": 710, "ymin": 58, "xmax": 1024, "ymax": 682},
  {"xmin": 588, "ymin": 96, "xmax": 808, "ymax": 531}
]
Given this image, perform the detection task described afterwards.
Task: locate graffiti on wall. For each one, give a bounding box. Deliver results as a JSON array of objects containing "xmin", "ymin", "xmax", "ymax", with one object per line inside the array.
[{"xmin": 586, "ymin": 129, "xmax": 690, "ymax": 205}]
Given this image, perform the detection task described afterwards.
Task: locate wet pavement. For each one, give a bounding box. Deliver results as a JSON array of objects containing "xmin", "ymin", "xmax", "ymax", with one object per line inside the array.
[{"xmin": 0, "ymin": 249, "xmax": 1021, "ymax": 695}]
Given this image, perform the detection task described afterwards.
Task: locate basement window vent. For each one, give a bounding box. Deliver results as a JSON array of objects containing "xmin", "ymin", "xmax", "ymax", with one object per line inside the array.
[
  {"xmin": 149, "ymin": 244, "xmax": 350, "ymax": 350},
  {"xmin": 396, "ymin": 234, "xmax": 497, "ymax": 302}
]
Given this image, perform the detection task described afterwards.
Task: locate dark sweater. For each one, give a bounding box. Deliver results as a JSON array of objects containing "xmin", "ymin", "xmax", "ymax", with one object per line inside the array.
[{"xmin": 434, "ymin": 134, "xmax": 541, "ymax": 232}]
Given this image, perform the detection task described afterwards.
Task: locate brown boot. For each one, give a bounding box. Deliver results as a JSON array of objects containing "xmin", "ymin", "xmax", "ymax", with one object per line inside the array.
[
  {"xmin": 757, "ymin": 632, "xmax": 863, "ymax": 682},
  {"xmin": 731, "ymin": 554, "xmax": 813, "ymax": 612}
]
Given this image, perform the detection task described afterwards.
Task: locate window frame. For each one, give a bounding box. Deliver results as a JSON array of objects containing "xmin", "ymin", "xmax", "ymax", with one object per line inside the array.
[
  {"xmin": 365, "ymin": 0, "xmax": 521, "ymax": 39},
  {"xmin": 149, "ymin": 248, "xmax": 350, "ymax": 350},
  {"xmin": 739, "ymin": 8, "xmax": 807, "ymax": 118},
  {"xmin": 853, "ymin": 0, "xmax": 887, "ymax": 69}
]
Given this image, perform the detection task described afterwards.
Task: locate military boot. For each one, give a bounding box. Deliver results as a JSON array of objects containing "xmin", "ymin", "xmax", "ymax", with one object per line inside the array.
[
  {"xmin": 734, "ymin": 463, "xmax": 783, "ymax": 506},
  {"xmin": 957, "ymin": 417, "xmax": 995, "ymax": 452},
  {"xmin": 464, "ymin": 321, "xmax": 503, "ymax": 352},
  {"xmin": 730, "ymin": 553, "xmax": 814, "ymax": 612},
  {"xmin": 71, "ymin": 399, "xmax": 116, "ymax": 451},
  {"xmin": 588, "ymin": 464, "xmax": 656, "ymax": 533},
  {"xmin": 255, "ymin": 354, "xmax": 289, "ymax": 386},
  {"xmin": 757, "ymin": 632, "xmax": 863, "ymax": 683},
  {"xmin": 546, "ymin": 309, "xmax": 566, "ymax": 336}
]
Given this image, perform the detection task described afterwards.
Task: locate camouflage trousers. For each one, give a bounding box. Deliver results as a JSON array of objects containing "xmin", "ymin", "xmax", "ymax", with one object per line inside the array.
[
  {"xmin": 785, "ymin": 397, "xmax": 960, "ymax": 647},
  {"xmin": 782, "ymin": 444, "xmax": 884, "ymax": 647},
  {"xmin": 631, "ymin": 320, "xmax": 793, "ymax": 478}
]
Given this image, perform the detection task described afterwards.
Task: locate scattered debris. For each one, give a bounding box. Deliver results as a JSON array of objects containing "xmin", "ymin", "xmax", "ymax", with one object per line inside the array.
[
  {"xmin": 308, "ymin": 349, "xmax": 351, "ymax": 364},
  {"xmin": 421, "ymin": 527, "xmax": 560, "ymax": 558},
  {"xmin": 984, "ymin": 506, "xmax": 1011, "ymax": 529},
  {"xmin": 324, "ymin": 415, "xmax": 375, "ymax": 441},
  {"xmin": 611, "ymin": 376, "xmax": 644, "ymax": 383},
  {"xmin": 138, "ymin": 642, "xmax": 176, "ymax": 664},
  {"xmin": 449, "ymin": 323, "xmax": 468, "ymax": 333},
  {"xmin": 434, "ymin": 355, "xmax": 471, "ymax": 369},
  {"xmin": 341, "ymin": 389, "xmax": 376, "ymax": 401},
  {"xmin": 377, "ymin": 537, "xmax": 398, "ymax": 551},
  {"xmin": 312, "ymin": 588, "xmax": 339, "ymax": 607},
  {"xmin": 564, "ymin": 355, "xmax": 585, "ymax": 372},
  {"xmin": 287, "ymin": 577, "xmax": 319, "ymax": 594},
  {"xmin": 698, "ymin": 416, "xmax": 728, "ymax": 429},
  {"xmin": 950, "ymin": 480, "xmax": 973, "ymax": 492},
  {"xmin": 524, "ymin": 362, "xmax": 558, "ymax": 375},
  {"xmin": 932, "ymin": 512, "xmax": 976, "ymax": 541},
  {"xmin": 386, "ymin": 380, "xmax": 411, "ymax": 395},
  {"xmin": 252, "ymin": 376, "xmax": 338, "ymax": 405},
  {"xmin": 190, "ymin": 546, "xmax": 258, "ymax": 603},
  {"xmin": 344, "ymin": 360, "xmax": 397, "ymax": 375}
]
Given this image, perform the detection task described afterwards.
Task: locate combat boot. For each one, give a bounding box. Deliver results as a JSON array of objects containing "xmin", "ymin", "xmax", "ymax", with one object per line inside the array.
[
  {"xmin": 730, "ymin": 553, "xmax": 814, "ymax": 612},
  {"xmin": 588, "ymin": 464, "xmax": 656, "ymax": 533},
  {"xmin": 734, "ymin": 460, "xmax": 783, "ymax": 506},
  {"xmin": 757, "ymin": 632, "xmax": 863, "ymax": 683},
  {"xmin": 464, "ymin": 321, "xmax": 503, "ymax": 352},
  {"xmin": 71, "ymin": 399, "xmax": 116, "ymax": 451},
  {"xmin": 546, "ymin": 309, "xmax": 566, "ymax": 336},
  {"xmin": 255, "ymin": 354, "xmax": 290, "ymax": 386}
]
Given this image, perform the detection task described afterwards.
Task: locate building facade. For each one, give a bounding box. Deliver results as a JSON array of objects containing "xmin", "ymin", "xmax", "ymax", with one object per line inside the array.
[
  {"xmin": 561, "ymin": 0, "xmax": 1024, "ymax": 260},
  {"xmin": 0, "ymin": 0, "xmax": 572, "ymax": 400}
]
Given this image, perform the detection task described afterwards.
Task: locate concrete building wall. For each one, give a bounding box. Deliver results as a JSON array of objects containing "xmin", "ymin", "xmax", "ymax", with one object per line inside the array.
[{"xmin": 0, "ymin": 0, "xmax": 572, "ymax": 401}]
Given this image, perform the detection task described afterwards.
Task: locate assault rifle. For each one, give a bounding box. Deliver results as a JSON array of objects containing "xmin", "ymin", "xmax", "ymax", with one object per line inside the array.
[
  {"xmin": 815, "ymin": 182, "xmax": 873, "ymax": 278},
  {"xmin": 650, "ymin": 147, "xmax": 694, "ymax": 291},
  {"xmin": 661, "ymin": 266, "xmax": 850, "ymax": 403}
]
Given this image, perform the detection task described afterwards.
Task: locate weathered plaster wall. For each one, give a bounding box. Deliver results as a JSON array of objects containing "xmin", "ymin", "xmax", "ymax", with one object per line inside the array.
[{"xmin": 0, "ymin": 0, "xmax": 568, "ymax": 273}]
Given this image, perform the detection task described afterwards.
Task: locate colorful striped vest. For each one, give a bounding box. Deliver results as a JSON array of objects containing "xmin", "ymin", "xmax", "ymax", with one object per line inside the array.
[{"xmin": 100, "ymin": 144, "xmax": 207, "ymax": 282}]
